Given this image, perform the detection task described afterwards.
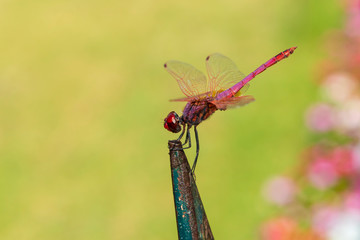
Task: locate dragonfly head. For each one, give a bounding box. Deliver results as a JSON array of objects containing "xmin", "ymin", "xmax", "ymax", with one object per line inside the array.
[{"xmin": 164, "ymin": 111, "xmax": 182, "ymax": 133}]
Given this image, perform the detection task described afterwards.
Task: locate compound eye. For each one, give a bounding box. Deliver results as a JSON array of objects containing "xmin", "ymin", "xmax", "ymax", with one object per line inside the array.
[{"xmin": 164, "ymin": 111, "xmax": 181, "ymax": 133}]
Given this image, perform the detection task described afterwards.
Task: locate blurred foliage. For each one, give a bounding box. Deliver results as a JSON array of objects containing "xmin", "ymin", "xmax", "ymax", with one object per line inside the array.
[{"xmin": 0, "ymin": 0, "xmax": 343, "ymax": 239}]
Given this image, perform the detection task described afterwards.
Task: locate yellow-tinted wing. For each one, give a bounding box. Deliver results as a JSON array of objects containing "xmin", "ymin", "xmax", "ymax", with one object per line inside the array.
[
  {"xmin": 164, "ymin": 60, "xmax": 208, "ymax": 99},
  {"xmin": 205, "ymin": 53, "xmax": 247, "ymax": 96},
  {"xmin": 211, "ymin": 95, "xmax": 255, "ymax": 110}
]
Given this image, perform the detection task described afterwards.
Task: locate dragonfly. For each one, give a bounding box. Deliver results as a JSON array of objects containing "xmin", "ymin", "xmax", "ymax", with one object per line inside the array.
[{"xmin": 164, "ymin": 47, "xmax": 297, "ymax": 173}]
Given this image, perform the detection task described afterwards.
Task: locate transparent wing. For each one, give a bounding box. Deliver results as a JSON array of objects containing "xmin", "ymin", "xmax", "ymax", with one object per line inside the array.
[
  {"xmin": 212, "ymin": 95, "xmax": 255, "ymax": 110},
  {"xmin": 237, "ymin": 83, "xmax": 250, "ymax": 96},
  {"xmin": 170, "ymin": 91, "xmax": 211, "ymax": 102},
  {"xmin": 164, "ymin": 60, "xmax": 208, "ymax": 99},
  {"xmin": 205, "ymin": 53, "xmax": 246, "ymax": 95}
]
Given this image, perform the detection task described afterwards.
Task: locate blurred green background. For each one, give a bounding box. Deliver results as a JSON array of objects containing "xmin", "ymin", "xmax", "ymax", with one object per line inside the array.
[{"xmin": 0, "ymin": 0, "xmax": 343, "ymax": 239}]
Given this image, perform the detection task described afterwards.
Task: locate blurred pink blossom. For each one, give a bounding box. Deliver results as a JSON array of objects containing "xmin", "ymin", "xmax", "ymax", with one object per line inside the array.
[
  {"xmin": 306, "ymin": 103, "xmax": 335, "ymax": 132},
  {"xmin": 337, "ymin": 98, "xmax": 360, "ymax": 133},
  {"xmin": 344, "ymin": 191, "xmax": 360, "ymax": 212},
  {"xmin": 352, "ymin": 143, "xmax": 360, "ymax": 173},
  {"xmin": 323, "ymin": 72, "xmax": 357, "ymax": 103},
  {"xmin": 346, "ymin": 14, "xmax": 360, "ymax": 37},
  {"xmin": 345, "ymin": 0, "xmax": 360, "ymax": 36},
  {"xmin": 261, "ymin": 217, "xmax": 297, "ymax": 240},
  {"xmin": 307, "ymin": 157, "xmax": 339, "ymax": 189},
  {"xmin": 352, "ymin": 145, "xmax": 360, "ymax": 172},
  {"xmin": 263, "ymin": 176, "xmax": 297, "ymax": 206},
  {"xmin": 312, "ymin": 205, "xmax": 339, "ymax": 235},
  {"xmin": 331, "ymin": 146, "xmax": 357, "ymax": 176}
]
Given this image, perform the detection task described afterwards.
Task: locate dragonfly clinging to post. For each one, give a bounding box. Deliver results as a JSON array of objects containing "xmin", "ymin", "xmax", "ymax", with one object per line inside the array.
[{"xmin": 164, "ymin": 47, "xmax": 297, "ymax": 173}]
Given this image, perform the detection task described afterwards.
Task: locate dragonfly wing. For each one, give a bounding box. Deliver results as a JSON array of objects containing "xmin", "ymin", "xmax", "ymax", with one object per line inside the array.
[
  {"xmin": 237, "ymin": 83, "xmax": 250, "ymax": 96},
  {"xmin": 164, "ymin": 60, "xmax": 208, "ymax": 99},
  {"xmin": 170, "ymin": 96, "xmax": 197, "ymax": 102},
  {"xmin": 170, "ymin": 91, "xmax": 212, "ymax": 102},
  {"xmin": 205, "ymin": 53, "xmax": 246, "ymax": 95},
  {"xmin": 212, "ymin": 95, "xmax": 255, "ymax": 110}
]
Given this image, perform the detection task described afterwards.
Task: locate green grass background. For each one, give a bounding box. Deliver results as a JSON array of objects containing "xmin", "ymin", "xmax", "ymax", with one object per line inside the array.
[{"xmin": 0, "ymin": 0, "xmax": 342, "ymax": 239}]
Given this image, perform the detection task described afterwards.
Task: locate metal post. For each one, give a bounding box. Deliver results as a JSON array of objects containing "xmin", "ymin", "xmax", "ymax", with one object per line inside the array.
[{"xmin": 168, "ymin": 140, "xmax": 214, "ymax": 240}]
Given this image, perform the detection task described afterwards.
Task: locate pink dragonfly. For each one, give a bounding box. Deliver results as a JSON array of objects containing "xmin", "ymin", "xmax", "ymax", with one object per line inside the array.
[{"xmin": 164, "ymin": 47, "xmax": 297, "ymax": 173}]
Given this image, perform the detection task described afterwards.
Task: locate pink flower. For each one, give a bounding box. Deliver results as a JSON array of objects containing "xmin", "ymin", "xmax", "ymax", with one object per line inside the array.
[
  {"xmin": 352, "ymin": 145, "xmax": 360, "ymax": 172},
  {"xmin": 345, "ymin": 0, "xmax": 360, "ymax": 37},
  {"xmin": 307, "ymin": 157, "xmax": 339, "ymax": 189},
  {"xmin": 306, "ymin": 103, "xmax": 335, "ymax": 132},
  {"xmin": 261, "ymin": 217, "xmax": 297, "ymax": 240},
  {"xmin": 344, "ymin": 191, "xmax": 360, "ymax": 212},
  {"xmin": 331, "ymin": 146, "xmax": 357, "ymax": 177},
  {"xmin": 263, "ymin": 176, "xmax": 297, "ymax": 206},
  {"xmin": 337, "ymin": 98, "xmax": 360, "ymax": 133},
  {"xmin": 346, "ymin": 13, "xmax": 360, "ymax": 37},
  {"xmin": 323, "ymin": 72, "xmax": 357, "ymax": 103},
  {"xmin": 312, "ymin": 205, "xmax": 339, "ymax": 235}
]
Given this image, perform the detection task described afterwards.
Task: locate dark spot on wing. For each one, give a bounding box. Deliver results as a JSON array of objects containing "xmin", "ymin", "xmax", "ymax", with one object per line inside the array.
[
  {"xmin": 164, "ymin": 63, "xmax": 167, "ymax": 68},
  {"xmin": 206, "ymin": 56, "xmax": 210, "ymax": 61}
]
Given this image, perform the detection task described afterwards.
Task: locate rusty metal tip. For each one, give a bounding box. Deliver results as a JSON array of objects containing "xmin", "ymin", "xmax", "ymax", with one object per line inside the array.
[{"xmin": 168, "ymin": 139, "xmax": 182, "ymax": 149}]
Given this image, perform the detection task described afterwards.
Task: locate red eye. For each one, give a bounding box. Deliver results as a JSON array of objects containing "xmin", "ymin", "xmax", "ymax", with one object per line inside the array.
[{"xmin": 164, "ymin": 111, "xmax": 181, "ymax": 133}]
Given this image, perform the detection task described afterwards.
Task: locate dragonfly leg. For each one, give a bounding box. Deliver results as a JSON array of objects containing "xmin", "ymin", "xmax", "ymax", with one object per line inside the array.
[
  {"xmin": 182, "ymin": 125, "xmax": 189, "ymax": 144},
  {"xmin": 173, "ymin": 125, "xmax": 192, "ymax": 151},
  {"xmin": 191, "ymin": 125, "xmax": 200, "ymax": 174},
  {"xmin": 176, "ymin": 124, "xmax": 186, "ymax": 141},
  {"xmin": 181, "ymin": 125, "xmax": 192, "ymax": 150}
]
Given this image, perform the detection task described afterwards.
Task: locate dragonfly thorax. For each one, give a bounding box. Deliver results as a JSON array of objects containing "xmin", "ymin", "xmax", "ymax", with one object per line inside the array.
[{"xmin": 182, "ymin": 100, "xmax": 217, "ymax": 126}]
